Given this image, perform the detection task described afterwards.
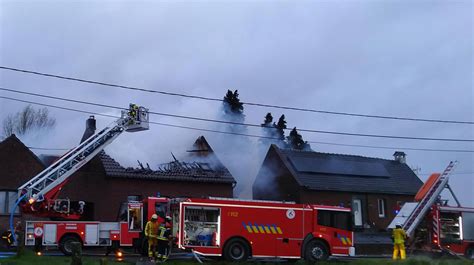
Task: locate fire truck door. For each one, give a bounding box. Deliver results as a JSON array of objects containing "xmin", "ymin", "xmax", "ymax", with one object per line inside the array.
[
  {"xmin": 329, "ymin": 211, "xmax": 353, "ymax": 255},
  {"xmin": 317, "ymin": 210, "xmax": 352, "ymax": 255}
]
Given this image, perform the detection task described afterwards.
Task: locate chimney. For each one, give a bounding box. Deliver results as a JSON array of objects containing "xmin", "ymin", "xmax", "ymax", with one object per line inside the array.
[
  {"xmin": 80, "ymin": 116, "xmax": 96, "ymax": 143},
  {"xmin": 393, "ymin": 151, "xmax": 406, "ymax": 164}
]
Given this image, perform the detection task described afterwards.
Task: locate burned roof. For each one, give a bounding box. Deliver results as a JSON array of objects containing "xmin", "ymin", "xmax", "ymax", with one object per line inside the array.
[
  {"xmin": 266, "ymin": 145, "xmax": 422, "ymax": 195},
  {"xmin": 100, "ymin": 152, "xmax": 235, "ymax": 184}
]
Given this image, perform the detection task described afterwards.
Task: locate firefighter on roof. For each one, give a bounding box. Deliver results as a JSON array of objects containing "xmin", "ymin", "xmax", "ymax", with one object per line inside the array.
[
  {"xmin": 156, "ymin": 216, "xmax": 172, "ymax": 261},
  {"xmin": 392, "ymin": 223, "xmax": 407, "ymax": 260},
  {"xmin": 145, "ymin": 214, "xmax": 159, "ymax": 261}
]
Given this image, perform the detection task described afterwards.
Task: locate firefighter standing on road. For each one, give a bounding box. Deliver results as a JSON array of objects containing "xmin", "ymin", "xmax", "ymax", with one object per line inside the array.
[
  {"xmin": 156, "ymin": 216, "xmax": 172, "ymax": 261},
  {"xmin": 392, "ymin": 223, "xmax": 408, "ymax": 260},
  {"xmin": 145, "ymin": 214, "xmax": 159, "ymax": 261}
]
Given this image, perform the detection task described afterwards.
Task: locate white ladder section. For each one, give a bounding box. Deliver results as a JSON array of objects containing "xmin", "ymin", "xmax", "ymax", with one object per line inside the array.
[
  {"xmin": 18, "ymin": 119, "xmax": 126, "ymax": 202},
  {"xmin": 18, "ymin": 106, "xmax": 149, "ymax": 203},
  {"xmin": 389, "ymin": 161, "xmax": 457, "ymax": 237}
]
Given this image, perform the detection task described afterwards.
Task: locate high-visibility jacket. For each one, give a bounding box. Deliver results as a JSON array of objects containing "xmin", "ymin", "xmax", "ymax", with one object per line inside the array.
[
  {"xmin": 157, "ymin": 226, "xmax": 170, "ymax": 241},
  {"xmin": 145, "ymin": 221, "xmax": 159, "ymax": 238},
  {"xmin": 392, "ymin": 228, "xmax": 407, "ymax": 244}
]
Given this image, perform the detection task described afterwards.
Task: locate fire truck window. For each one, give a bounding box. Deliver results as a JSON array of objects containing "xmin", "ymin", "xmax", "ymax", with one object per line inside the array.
[
  {"xmin": 155, "ymin": 203, "xmax": 167, "ymax": 219},
  {"xmin": 183, "ymin": 207, "xmax": 220, "ymax": 246},
  {"xmin": 317, "ymin": 210, "xmax": 352, "ymax": 231},
  {"xmin": 333, "ymin": 212, "xmax": 352, "ymax": 231},
  {"xmin": 317, "ymin": 210, "xmax": 332, "ymax": 227},
  {"xmin": 463, "ymin": 212, "xmax": 474, "ymax": 240},
  {"xmin": 128, "ymin": 207, "xmax": 143, "ymax": 231}
]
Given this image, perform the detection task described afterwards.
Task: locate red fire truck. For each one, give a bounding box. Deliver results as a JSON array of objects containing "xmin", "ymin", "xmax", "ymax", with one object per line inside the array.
[
  {"xmin": 389, "ymin": 162, "xmax": 474, "ymax": 259},
  {"xmin": 11, "ymin": 104, "xmax": 159, "ymax": 255},
  {"xmin": 175, "ymin": 197, "xmax": 355, "ymax": 261},
  {"xmin": 24, "ymin": 197, "xmax": 170, "ymax": 255},
  {"xmin": 423, "ymin": 205, "xmax": 474, "ymax": 258}
]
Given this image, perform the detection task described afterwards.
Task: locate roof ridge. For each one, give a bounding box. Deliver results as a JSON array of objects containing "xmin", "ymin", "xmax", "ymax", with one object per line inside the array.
[{"xmin": 278, "ymin": 146, "xmax": 395, "ymax": 162}]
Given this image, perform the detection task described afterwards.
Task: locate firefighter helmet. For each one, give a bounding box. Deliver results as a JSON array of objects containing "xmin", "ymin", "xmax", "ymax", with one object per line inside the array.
[{"xmin": 151, "ymin": 214, "xmax": 158, "ymax": 220}]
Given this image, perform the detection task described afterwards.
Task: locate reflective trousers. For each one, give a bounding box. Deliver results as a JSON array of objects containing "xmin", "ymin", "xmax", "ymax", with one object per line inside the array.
[
  {"xmin": 393, "ymin": 243, "xmax": 406, "ymax": 260},
  {"xmin": 148, "ymin": 238, "xmax": 158, "ymax": 258}
]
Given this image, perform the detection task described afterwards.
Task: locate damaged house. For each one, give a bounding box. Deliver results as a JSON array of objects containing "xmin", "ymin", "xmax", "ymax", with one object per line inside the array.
[
  {"xmin": 253, "ymin": 144, "xmax": 423, "ymax": 230},
  {"xmin": 0, "ymin": 116, "xmax": 235, "ymax": 231}
]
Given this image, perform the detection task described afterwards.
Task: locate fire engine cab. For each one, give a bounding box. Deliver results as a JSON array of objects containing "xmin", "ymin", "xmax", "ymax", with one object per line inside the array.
[{"xmin": 174, "ymin": 197, "xmax": 355, "ymax": 261}]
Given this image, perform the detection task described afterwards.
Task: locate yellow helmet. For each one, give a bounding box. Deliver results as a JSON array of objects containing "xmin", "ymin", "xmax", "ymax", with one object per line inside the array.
[{"xmin": 151, "ymin": 214, "xmax": 158, "ymax": 220}]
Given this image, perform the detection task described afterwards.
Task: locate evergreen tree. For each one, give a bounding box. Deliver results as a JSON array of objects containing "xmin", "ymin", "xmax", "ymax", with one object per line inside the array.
[
  {"xmin": 261, "ymin": 113, "xmax": 273, "ymax": 127},
  {"xmin": 287, "ymin": 127, "xmax": 311, "ymax": 150},
  {"xmin": 221, "ymin": 89, "xmax": 245, "ymax": 134},
  {"xmin": 274, "ymin": 115, "xmax": 287, "ymax": 141},
  {"xmin": 223, "ymin": 89, "xmax": 244, "ymax": 114}
]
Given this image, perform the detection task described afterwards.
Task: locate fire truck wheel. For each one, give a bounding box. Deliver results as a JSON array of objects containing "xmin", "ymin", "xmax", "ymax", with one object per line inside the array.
[
  {"xmin": 305, "ymin": 240, "xmax": 329, "ymax": 261},
  {"xmin": 224, "ymin": 238, "xmax": 250, "ymax": 262},
  {"xmin": 466, "ymin": 245, "xmax": 474, "ymax": 259},
  {"xmin": 59, "ymin": 235, "xmax": 82, "ymax": 256}
]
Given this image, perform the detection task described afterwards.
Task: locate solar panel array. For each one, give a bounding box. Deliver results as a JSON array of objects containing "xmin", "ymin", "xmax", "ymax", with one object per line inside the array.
[{"xmin": 288, "ymin": 155, "xmax": 391, "ymax": 178}]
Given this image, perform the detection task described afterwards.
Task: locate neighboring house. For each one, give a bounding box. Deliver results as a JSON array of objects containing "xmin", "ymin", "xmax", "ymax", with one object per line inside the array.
[
  {"xmin": 253, "ymin": 144, "xmax": 423, "ymax": 230},
  {"xmin": 0, "ymin": 117, "xmax": 235, "ymax": 231},
  {"xmin": 0, "ymin": 135, "xmax": 45, "ymax": 230}
]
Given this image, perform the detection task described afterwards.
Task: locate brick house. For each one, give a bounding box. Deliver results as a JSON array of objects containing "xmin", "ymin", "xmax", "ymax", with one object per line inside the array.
[
  {"xmin": 253, "ymin": 144, "xmax": 423, "ymax": 231},
  {"xmin": 0, "ymin": 117, "xmax": 235, "ymax": 231},
  {"xmin": 0, "ymin": 135, "xmax": 45, "ymax": 231}
]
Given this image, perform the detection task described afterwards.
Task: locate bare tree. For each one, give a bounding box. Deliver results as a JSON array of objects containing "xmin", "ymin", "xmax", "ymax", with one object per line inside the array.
[{"xmin": 2, "ymin": 105, "xmax": 56, "ymax": 138}]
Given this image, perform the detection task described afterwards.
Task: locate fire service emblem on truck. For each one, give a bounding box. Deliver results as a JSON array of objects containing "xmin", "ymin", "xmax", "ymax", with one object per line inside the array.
[{"xmin": 286, "ymin": 209, "xmax": 296, "ymax": 219}]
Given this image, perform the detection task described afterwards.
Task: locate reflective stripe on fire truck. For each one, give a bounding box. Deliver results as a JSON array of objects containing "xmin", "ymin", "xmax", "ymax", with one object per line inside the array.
[
  {"xmin": 337, "ymin": 234, "xmax": 351, "ymax": 245},
  {"xmin": 242, "ymin": 223, "xmax": 283, "ymax": 234}
]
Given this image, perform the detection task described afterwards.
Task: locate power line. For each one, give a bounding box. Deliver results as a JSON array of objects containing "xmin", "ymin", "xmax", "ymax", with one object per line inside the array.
[
  {"xmin": 1, "ymin": 65, "xmax": 473, "ymax": 125},
  {"xmin": 2, "ymin": 87, "xmax": 474, "ymax": 143},
  {"xmin": 1, "ymin": 95, "xmax": 474, "ymax": 153}
]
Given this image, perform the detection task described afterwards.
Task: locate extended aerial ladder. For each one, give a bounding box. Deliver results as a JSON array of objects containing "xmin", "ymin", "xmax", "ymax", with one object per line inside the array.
[
  {"xmin": 16, "ymin": 104, "xmax": 149, "ymax": 220},
  {"xmin": 388, "ymin": 161, "xmax": 458, "ymax": 236}
]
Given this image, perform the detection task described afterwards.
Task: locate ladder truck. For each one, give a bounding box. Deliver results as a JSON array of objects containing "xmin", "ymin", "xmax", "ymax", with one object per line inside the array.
[
  {"xmin": 388, "ymin": 161, "xmax": 474, "ymax": 259},
  {"xmin": 11, "ymin": 104, "xmax": 168, "ymax": 255}
]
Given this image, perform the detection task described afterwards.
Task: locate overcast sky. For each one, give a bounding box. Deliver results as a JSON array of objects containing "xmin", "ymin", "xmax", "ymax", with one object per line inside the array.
[{"xmin": 0, "ymin": 0, "xmax": 472, "ymax": 205}]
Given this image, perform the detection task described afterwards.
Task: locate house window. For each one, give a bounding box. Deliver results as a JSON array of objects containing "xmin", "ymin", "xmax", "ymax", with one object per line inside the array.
[
  {"xmin": 0, "ymin": 191, "xmax": 20, "ymax": 215},
  {"xmin": 378, "ymin": 199, "xmax": 386, "ymax": 218}
]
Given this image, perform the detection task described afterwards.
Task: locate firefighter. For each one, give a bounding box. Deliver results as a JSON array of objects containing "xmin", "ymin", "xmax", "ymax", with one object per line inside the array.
[
  {"xmin": 145, "ymin": 214, "xmax": 159, "ymax": 261},
  {"xmin": 129, "ymin": 104, "xmax": 139, "ymax": 120},
  {"xmin": 392, "ymin": 223, "xmax": 408, "ymax": 260},
  {"xmin": 156, "ymin": 216, "xmax": 172, "ymax": 261}
]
